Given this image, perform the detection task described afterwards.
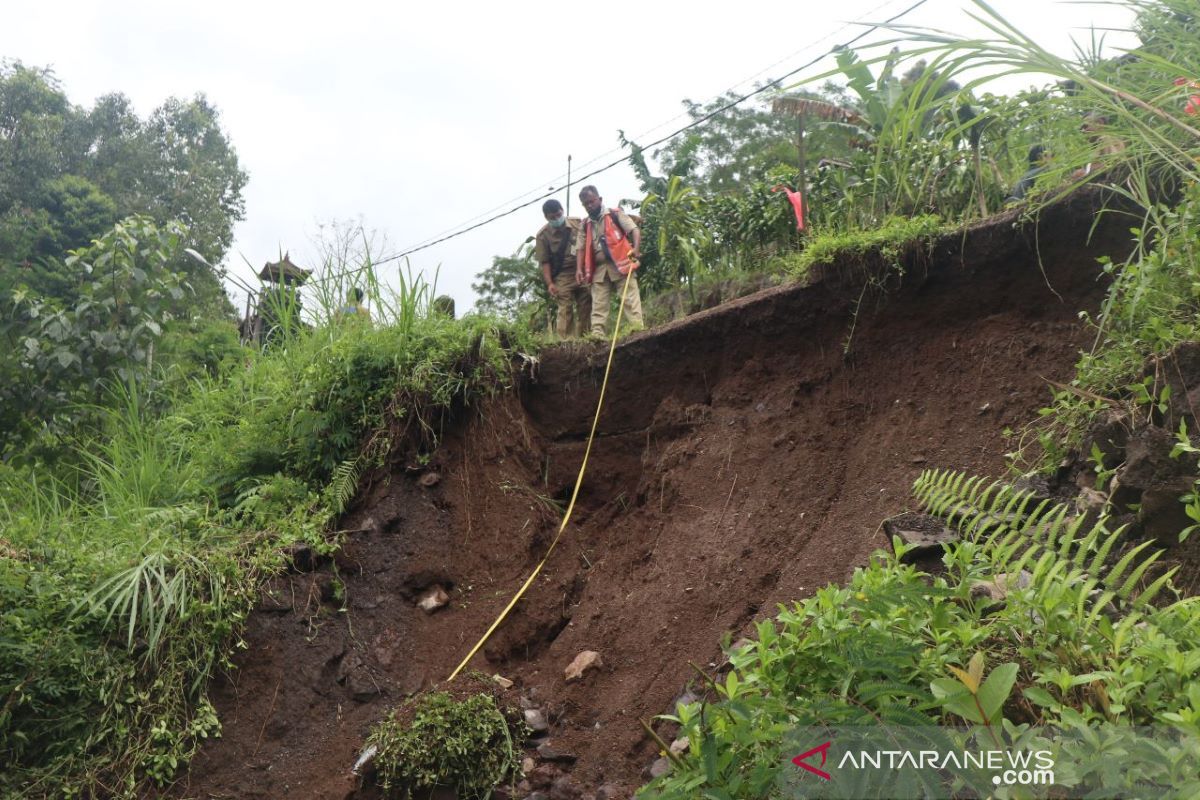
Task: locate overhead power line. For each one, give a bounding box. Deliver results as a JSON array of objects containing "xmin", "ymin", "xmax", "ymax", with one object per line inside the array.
[
  {"xmin": 394, "ymin": 0, "xmax": 905, "ymax": 256},
  {"xmin": 291, "ymin": 0, "xmax": 925, "ymax": 285},
  {"xmin": 373, "ymin": 0, "xmax": 929, "ymax": 268}
]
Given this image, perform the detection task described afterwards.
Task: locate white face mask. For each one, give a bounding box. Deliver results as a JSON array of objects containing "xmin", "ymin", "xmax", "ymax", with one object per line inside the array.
[{"xmin": 549, "ymin": 216, "xmax": 567, "ymax": 228}]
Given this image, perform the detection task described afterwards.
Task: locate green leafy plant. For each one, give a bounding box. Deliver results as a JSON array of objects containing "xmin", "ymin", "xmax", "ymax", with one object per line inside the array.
[
  {"xmin": 642, "ymin": 467, "xmax": 1199, "ymax": 799},
  {"xmin": 367, "ymin": 689, "xmax": 525, "ymax": 799},
  {"xmin": 1, "ymin": 215, "xmax": 187, "ymax": 455},
  {"xmin": 931, "ymin": 651, "xmax": 1019, "ymax": 727}
]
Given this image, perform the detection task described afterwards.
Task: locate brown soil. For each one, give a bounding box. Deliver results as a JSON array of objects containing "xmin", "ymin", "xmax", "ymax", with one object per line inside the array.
[{"xmin": 175, "ymin": 193, "xmax": 1139, "ymax": 799}]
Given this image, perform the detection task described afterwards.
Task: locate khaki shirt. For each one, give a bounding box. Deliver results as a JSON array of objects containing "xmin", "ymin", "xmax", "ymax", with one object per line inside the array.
[
  {"xmin": 576, "ymin": 208, "xmax": 637, "ymax": 265},
  {"xmin": 534, "ymin": 217, "xmax": 582, "ymax": 277}
]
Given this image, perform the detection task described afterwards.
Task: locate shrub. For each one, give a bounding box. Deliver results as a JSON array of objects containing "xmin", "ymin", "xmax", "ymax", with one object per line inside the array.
[{"xmin": 367, "ymin": 688, "xmax": 525, "ymax": 799}]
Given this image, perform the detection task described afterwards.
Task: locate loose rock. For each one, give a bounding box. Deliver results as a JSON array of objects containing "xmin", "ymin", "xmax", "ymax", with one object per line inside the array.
[
  {"xmin": 419, "ymin": 471, "xmax": 442, "ymax": 488},
  {"xmin": 550, "ymin": 776, "xmax": 582, "ymax": 800},
  {"xmin": 417, "ymin": 585, "xmax": 450, "ymax": 614},
  {"xmin": 537, "ymin": 742, "xmax": 577, "ymax": 764},
  {"xmin": 564, "ymin": 650, "xmax": 603, "ymax": 682},
  {"xmin": 524, "ymin": 708, "xmax": 549, "ymax": 733},
  {"xmin": 647, "ymin": 757, "xmax": 671, "ymax": 780},
  {"xmin": 528, "ymin": 764, "xmax": 559, "ymax": 790},
  {"xmin": 884, "ymin": 513, "xmax": 959, "ymax": 562},
  {"xmin": 351, "ymin": 743, "xmax": 377, "ymax": 776},
  {"xmin": 969, "ymin": 570, "xmax": 1033, "ymax": 603}
]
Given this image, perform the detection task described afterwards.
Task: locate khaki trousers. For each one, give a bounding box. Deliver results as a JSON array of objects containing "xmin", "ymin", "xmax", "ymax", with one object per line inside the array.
[
  {"xmin": 553, "ymin": 270, "xmax": 591, "ymax": 338},
  {"xmin": 589, "ymin": 261, "xmax": 644, "ymax": 336}
]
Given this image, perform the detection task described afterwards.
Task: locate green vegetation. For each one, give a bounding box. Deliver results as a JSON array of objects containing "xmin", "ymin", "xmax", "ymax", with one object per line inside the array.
[
  {"xmin": 0, "ymin": 61, "xmax": 246, "ymax": 316},
  {"xmin": 6, "ymin": 1, "xmax": 1200, "ymax": 797},
  {"xmin": 783, "ymin": 214, "xmax": 944, "ymax": 278},
  {"xmin": 367, "ymin": 685, "xmax": 526, "ymax": 798},
  {"xmin": 0, "ymin": 233, "xmax": 527, "ymax": 793},
  {"xmin": 642, "ymin": 471, "xmax": 1200, "ymax": 798},
  {"xmin": 639, "ymin": 1, "xmax": 1200, "ymax": 796}
]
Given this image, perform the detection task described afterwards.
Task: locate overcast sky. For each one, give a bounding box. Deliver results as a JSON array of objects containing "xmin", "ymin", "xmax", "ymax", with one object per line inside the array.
[{"xmin": 3, "ymin": 0, "xmax": 1138, "ymax": 316}]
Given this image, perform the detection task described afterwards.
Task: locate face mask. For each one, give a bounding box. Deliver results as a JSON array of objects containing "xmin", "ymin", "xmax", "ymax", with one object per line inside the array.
[
  {"xmin": 549, "ymin": 216, "xmax": 567, "ymax": 228},
  {"xmin": 587, "ymin": 205, "xmax": 603, "ymax": 220}
]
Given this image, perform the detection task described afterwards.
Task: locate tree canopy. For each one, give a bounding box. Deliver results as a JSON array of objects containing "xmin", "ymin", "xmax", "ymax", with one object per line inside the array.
[{"xmin": 0, "ymin": 61, "xmax": 247, "ymax": 316}]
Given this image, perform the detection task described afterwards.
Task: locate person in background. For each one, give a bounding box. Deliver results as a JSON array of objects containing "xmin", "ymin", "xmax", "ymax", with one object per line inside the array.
[
  {"xmin": 535, "ymin": 199, "xmax": 589, "ymax": 338},
  {"xmin": 340, "ymin": 287, "xmax": 371, "ymax": 322},
  {"xmin": 1075, "ymin": 113, "xmax": 1126, "ymax": 179},
  {"xmin": 433, "ymin": 295, "xmax": 456, "ymax": 319},
  {"xmin": 575, "ymin": 185, "xmax": 643, "ymax": 338},
  {"xmin": 1005, "ymin": 145, "xmax": 1050, "ymax": 204}
]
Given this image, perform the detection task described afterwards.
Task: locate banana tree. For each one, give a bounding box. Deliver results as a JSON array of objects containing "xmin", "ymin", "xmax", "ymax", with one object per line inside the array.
[{"xmin": 641, "ymin": 176, "xmax": 709, "ymax": 303}]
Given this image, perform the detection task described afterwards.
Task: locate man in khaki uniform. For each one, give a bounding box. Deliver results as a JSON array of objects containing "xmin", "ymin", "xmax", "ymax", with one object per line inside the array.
[
  {"xmin": 535, "ymin": 199, "xmax": 590, "ymax": 338},
  {"xmin": 575, "ymin": 185, "xmax": 644, "ymax": 337}
]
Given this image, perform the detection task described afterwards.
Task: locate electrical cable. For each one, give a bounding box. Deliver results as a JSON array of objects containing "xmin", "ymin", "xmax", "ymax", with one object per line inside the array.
[
  {"xmin": 374, "ymin": 0, "xmax": 930, "ymax": 268},
  {"xmin": 396, "ymin": 0, "xmax": 907, "ymax": 256}
]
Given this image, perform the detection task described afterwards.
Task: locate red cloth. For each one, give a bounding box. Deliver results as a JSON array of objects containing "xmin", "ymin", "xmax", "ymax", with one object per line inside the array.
[
  {"xmin": 772, "ymin": 185, "xmax": 805, "ymax": 230},
  {"xmin": 1174, "ymin": 77, "xmax": 1200, "ymax": 116}
]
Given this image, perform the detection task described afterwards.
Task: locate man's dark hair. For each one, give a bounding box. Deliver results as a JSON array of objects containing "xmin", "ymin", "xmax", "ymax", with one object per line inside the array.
[
  {"xmin": 1028, "ymin": 145, "xmax": 1046, "ymax": 165},
  {"xmin": 542, "ymin": 198, "xmax": 563, "ymax": 216},
  {"xmin": 579, "ymin": 185, "xmax": 599, "ymax": 199},
  {"xmin": 349, "ymin": 287, "xmax": 364, "ymax": 302}
]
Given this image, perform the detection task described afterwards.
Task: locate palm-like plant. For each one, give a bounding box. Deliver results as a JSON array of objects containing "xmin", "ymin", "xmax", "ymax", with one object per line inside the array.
[{"xmin": 642, "ymin": 176, "xmax": 709, "ymax": 303}]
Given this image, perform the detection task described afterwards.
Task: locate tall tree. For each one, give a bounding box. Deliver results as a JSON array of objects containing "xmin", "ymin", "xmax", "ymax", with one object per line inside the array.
[
  {"xmin": 653, "ymin": 91, "xmax": 799, "ymax": 195},
  {"xmin": 0, "ymin": 62, "xmax": 247, "ymax": 317}
]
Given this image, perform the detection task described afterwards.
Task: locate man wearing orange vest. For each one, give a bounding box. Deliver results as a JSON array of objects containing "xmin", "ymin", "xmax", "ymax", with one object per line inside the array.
[{"xmin": 575, "ymin": 185, "xmax": 644, "ymax": 337}]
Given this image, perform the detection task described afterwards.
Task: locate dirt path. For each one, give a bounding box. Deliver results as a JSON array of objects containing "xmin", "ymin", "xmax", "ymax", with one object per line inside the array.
[{"xmin": 176, "ymin": 193, "xmax": 1135, "ymax": 799}]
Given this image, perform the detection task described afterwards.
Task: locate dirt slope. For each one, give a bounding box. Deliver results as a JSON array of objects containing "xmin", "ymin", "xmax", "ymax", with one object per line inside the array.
[{"xmin": 177, "ymin": 194, "xmax": 1136, "ymax": 799}]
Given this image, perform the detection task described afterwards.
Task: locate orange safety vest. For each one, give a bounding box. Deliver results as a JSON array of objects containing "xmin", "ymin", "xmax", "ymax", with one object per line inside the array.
[{"xmin": 582, "ymin": 209, "xmax": 637, "ymax": 282}]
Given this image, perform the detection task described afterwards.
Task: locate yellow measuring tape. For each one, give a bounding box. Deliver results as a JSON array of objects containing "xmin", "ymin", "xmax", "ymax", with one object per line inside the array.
[{"xmin": 448, "ymin": 268, "xmax": 635, "ymax": 681}]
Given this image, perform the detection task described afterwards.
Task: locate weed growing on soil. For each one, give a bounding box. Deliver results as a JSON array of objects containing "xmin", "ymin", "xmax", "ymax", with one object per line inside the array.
[
  {"xmin": 367, "ymin": 685, "xmax": 526, "ymax": 799},
  {"xmin": 641, "ymin": 470, "xmax": 1200, "ymax": 798},
  {"xmin": 787, "ymin": 214, "xmax": 943, "ymax": 278},
  {"xmin": 0, "ymin": 268, "xmax": 531, "ymax": 796}
]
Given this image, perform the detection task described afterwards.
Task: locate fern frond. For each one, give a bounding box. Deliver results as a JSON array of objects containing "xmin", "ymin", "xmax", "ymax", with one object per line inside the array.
[
  {"xmin": 1132, "ymin": 568, "xmax": 1178, "ymax": 608},
  {"xmin": 327, "ymin": 457, "xmax": 362, "ymax": 515}
]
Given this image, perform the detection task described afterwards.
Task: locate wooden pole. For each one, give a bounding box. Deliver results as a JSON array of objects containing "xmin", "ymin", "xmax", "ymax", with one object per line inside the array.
[{"xmin": 565, "ymin": 154, "xmax": 573, "ymax": 218}]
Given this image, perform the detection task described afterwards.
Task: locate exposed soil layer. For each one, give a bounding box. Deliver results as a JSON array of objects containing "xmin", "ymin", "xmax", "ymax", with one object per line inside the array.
[{"xmin": 177, "ymin": 194, "xmax": 1139, "ymax": 799}]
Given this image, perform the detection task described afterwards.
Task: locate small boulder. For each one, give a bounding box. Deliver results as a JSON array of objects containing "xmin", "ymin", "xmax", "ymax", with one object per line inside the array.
[
  {"xmin": 351, "ymin": 743, "xmax": 378, "ymax": 776},
  {"xmin": 537, "ymin": 742, "xmax": 577, "ymax": 764},
  {"xmin": 669, "ymin": 736, "xmax": 690, "ymax": 756},
  {"xmin": 493, "ymin": 674, "xmax": 514, "ymax": 690},
  {"xmin": 884, "ymin": 513, "xmax": 959, "ymax": 562},
  {"xmin": 564, "ymin": 650, "xmax": 603, "ymax": 682},
  {"xmin": 346, "ymin": 668, "xmax": 380, "ymax": 701},
  {"xmin": 528, "ymin": 764, "xmax": 559, "ymax": 790},
  {"xmin": 524, "ymin": 708, "xmax": 550, "ymax": 733},
  {"xmin": 969, "ymin": 570, "xmax": 1033, "ymax": 603},
  {"xmin": 646, "ymin": 757, "xmax": 671, "ymax": 780},
  {"xmin": 1075, "ymin": 487, "xmax": 1109, "ymax": 532},
  {"xmin": 417, "ymin": 586, "xmax": 450, "ymax": 614},
  {"xmin": 550, "ymin": 776, "xmax": 582, "ymax": 800},
  {"xmin": 419, "ymin": 472, "xmax": 442, "ymax": 488}
]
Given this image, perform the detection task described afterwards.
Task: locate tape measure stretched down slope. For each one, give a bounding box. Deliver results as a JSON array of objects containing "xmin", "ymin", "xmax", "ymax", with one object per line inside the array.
[{"xmin": 448, "ymin": 270, "xmax": 637, "ymax": 682}]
